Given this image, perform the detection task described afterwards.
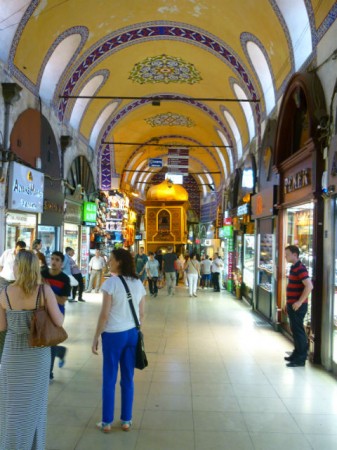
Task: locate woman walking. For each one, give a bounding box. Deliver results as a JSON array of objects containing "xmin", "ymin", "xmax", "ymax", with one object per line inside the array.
[
  {"xmin": 92, "ymin": 248, "xmax": 146, "ymax": 433},
  {"xmin": 0, "ymin": 250, "xmax": 64, "ymax": 450},
  {"xmin": 184, "ymin": 253, "xmax": 200, "ymax": 297}
]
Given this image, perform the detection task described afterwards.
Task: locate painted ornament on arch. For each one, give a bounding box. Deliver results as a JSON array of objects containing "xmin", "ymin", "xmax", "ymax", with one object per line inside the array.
[
  {"xmin": 129, "ymin": 54, "xmax": 202, "ymax": 84},
  {"xmin": 145, "ymin": 112, "xmax": 195, "ymax": 127}
]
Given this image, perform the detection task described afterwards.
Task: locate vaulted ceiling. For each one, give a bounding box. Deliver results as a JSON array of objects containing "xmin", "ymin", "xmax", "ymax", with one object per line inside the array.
[{"xmin": 1, "ymin": 0, "xmax": 336, "ymax": 197}]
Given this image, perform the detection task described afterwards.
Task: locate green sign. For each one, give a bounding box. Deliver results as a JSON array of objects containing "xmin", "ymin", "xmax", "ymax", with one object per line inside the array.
[
  {"xmin": 82, "ymin": 202, "xmax": 97, "ymax": 223},
  {"xmin": 223, "ymin": 225, "xmax": 233, "ymax": 238}
]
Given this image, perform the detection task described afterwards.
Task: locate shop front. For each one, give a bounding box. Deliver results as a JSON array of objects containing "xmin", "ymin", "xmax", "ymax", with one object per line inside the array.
[
  {"xmin": 38, "ymin": 179, "xmax": 64, "ymax": 264},
  {"xmin": 63, "ymin": 198, "xmax": 93, "ymax": 284},
  {"xmin": 5, "ymin": 161, "xmax": 44, "ymax": 249},
  {"xmin": 274, "ymin": 73, "xmax": 326, "ymax": 364},
  {"xmin": 251, "ymin": 186, "xmax": 277, "ymax": 322}
]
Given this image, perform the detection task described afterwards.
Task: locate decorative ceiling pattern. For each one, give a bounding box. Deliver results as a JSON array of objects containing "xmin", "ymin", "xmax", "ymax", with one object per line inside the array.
[
  {"xmin": 1, "ymin": 0, "xmax": 336, "ymax": 196},
  {"xmin": 129, "ymin": 54, "xmax": 202, "ymax": 84},
  {"xmin": 145, "ymin": 112, "xmax": 195, "ymax": 127}
]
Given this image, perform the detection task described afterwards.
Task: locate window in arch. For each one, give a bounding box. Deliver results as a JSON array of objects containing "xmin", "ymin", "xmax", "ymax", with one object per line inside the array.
[
  {"xmin": 217, "ymin": 130, "xmax": 234, "ymax": 171},
  {"xmin": 40, "ymin": 34, "xmax": 82, "ymax": 103},
  {"xmin": 223, "ymin": 111, "xmax": 243, "ymax": 160},
  {"xmin": 215, "ymin": 146, "xmax": 228, "ymax": 179},
  {"xmin": 90, "ymin": 102, "xmax": 119, "ymax": 149},
  {"xmin": 246, "ymin": 41, "xmax": 275, "ymax": 115},
  {"xmin": 275, "ymin": 0, "xmax": 312, "ymax": 70},
  {"xmin": 233, "ymin": 83, "xmax": 255, "ymax": 141},
  {"xmin": 70, "ymin": 74, "xmax": 104, "ymax": 130}
]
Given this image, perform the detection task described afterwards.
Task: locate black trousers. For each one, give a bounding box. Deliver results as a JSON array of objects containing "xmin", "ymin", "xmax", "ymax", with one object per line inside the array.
[
  {"xmin": 50, "ymin": 345, "xmax": 67, "ymax": 379},
  {"xmin": 148, "ymin": 277, "xmax": 158, "ymax": 294},
  {"xmin": 212, "ymin": 272, "xmax": 220, "ymax": 291},
  {"xmin": 72, "ymin": 273, "xmax": 84, "ymax": 300},
  {"xmin": 287, "ymin": 302, "xmax": 308, "ymax": 363}
]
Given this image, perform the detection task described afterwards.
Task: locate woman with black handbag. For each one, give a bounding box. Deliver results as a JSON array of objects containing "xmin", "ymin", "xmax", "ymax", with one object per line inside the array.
[
  {"xmin": 92, "ymin": 248, "xmax": 146, "ymax": 433},
  {"xmin": 0, "ymin": 250, "xmax": 63, "ymax": 450}
]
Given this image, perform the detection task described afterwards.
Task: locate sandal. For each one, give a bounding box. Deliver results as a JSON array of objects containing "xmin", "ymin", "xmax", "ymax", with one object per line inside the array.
[
  {"xmin": 121, "ymin": 420, "xmax": 132, "ymax": 431},
  {"xmin": 96, "ymin": 421, "xmax": 112, "ymax": 433}
]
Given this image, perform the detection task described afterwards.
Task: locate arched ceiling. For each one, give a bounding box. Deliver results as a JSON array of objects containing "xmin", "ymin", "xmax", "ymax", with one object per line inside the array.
[{"xmin": 1, "ymin": 0, "xmax": 336, "ymax": 197}]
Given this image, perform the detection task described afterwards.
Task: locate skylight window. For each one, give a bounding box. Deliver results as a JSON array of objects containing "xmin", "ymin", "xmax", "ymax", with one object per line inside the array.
[
  {"xmin": 275, "ymin": 0, "xmax": 312, "ymax": 70},
  {"xmin": 90, "ymin": 102, "xmax": 118, "ymax": 149},
  {"xmin": 223, "ymin": 111, "xmax": 243, "ymax": 160},
  {"xmin": 233, "ymin": 83, "xmax": 255, "ymax": 142},
  {"xmin": 40, "ymin": 34, "xmax": 82, "ymax": 103},
  {"xmin": 69, "ymin": 75, "xmax": 104, "ymax": 130},
  {"xmin": 246, "ymin": 41, "xmax": 275, "ymax": 115},
  {"xmin": 217, "ymin": 130, "xmax": 234, "ymax": 171}
]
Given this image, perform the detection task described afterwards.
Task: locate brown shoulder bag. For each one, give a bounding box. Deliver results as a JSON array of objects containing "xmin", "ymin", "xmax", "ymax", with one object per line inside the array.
[{"xmin": 29, "ymin": 285, "xmax": 68, "ymax": 347}]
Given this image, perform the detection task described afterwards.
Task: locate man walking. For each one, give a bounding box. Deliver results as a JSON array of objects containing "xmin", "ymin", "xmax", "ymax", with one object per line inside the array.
[
  {"xmin": 0, "ymin": 240, "xmax": 26, "ymax": 291},
  {"xmin": 211, "ymin": 253, "xmax": 223, "ymax": 292},
  {"xmin": 85, "ymin": 249, "xmax": 106, "ymax": 293},
  {"xmin": 284, "ymin": 245, "xmax": 313, "ymax": 367},
  {"xmin": 162, "ymin": 246, "xmax": 178, "ymax": 296},
  {"xmin": 41, "ymin": 251, "xmax": 71, "ymax": 381}
]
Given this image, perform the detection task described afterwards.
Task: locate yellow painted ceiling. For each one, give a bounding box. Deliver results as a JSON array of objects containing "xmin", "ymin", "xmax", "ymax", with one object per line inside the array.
[{"xmin": 2, "ymin": 0, "xmax": 336, "ymax": 194}]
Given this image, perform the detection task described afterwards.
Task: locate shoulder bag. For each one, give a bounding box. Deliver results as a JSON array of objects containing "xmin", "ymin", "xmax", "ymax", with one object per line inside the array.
[
  {"xmin": 118, "ymin": 275, "xmax": 148, "ymax": 370},
  {"xmin": 29, "ymin": 285, "xmax": 68, "ymax": 347}
]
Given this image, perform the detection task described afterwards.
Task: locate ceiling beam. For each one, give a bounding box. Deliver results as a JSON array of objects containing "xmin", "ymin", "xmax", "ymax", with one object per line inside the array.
[
  {"xmin": 102, "ymin": 141, "xmax": 233, "ymax": 148},
  {"xmin": 60, "ymin": 95, "xmax": 259, "ymax": 103}
]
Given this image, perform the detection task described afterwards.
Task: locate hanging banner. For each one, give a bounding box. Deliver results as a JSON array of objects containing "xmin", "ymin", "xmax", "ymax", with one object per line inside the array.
[{"xmin": 168, "ymin": 148, "xmax": 189, "ymax": 174}]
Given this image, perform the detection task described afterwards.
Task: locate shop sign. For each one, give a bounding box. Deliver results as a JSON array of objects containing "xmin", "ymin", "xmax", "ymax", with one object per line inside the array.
[
  {"xmin": 149, "ymin": 158, "xmax": 163, "ymax": 168},
  {"xmin": 135, "ymin": 233, "xmax": 143, "ymax": 240},
  {"xmin": 64, "ymin": 200, "xmax": 82, "ymax": 224},
  {"xmin": 82, "ymin": 202, "xmax": 97, "ymax": 225},
  {"xmin": 8, "ymin": 161, "xmax": 44, "ymax": 213},
  {"xmin": 284, "ymin": 168, "xmax": 310, "ymax": 194},
  {"xmin": 251, "ymin": 186, "xmax": 276, "ymax": 219},
  {"xmin": 6, "ymin": 212, "xmax": 36, "ymax": 226},
  {"xmin": 223, "ymin": 225, "xmax": 233, "ymax": 238}
]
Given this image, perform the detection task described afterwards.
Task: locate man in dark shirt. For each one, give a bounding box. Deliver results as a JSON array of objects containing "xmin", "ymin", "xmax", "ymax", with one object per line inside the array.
[
  {"xmin": 162, "ymin": 246, "xmax": 177, "ymax": 296},
  {"xmin": 284, "ymin": 245, "xmax": 313, "ymax": 367},
  {"xmin": 41, "ymin": 251, "xmax": 71, "ymax": 381}
]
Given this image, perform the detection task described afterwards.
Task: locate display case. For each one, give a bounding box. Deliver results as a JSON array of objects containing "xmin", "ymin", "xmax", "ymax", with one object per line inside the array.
[
  {"xmin": 256, "ymin": 232, "xmax": 275, "ymax": 319},
  {"xmin": 243, "ymin": 234, "xmax": 255, "ymax": 289}
]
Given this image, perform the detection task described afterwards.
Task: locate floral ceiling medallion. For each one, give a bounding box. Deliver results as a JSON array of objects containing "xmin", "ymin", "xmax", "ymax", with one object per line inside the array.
[
  {"xmin": 145, "ymin": 112, "xmax": 195, "ymax": 127},
  {"xmin": 129, "ymin": 54, "xmax": 202, "ymax": 84}
]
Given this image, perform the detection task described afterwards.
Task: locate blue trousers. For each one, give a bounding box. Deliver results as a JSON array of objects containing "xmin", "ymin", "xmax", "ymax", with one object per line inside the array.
[
  {"xmin": 101, "ymin": 328, "xmax": 138, "ymax": 423},
  {"xmin": 287, "ymin": 303, "xmax": 308, "ymax": 363}
]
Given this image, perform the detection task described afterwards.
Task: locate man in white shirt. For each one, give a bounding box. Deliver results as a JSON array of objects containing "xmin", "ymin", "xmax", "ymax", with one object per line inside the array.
[
  {"xmin": 0, "ymin": 240, "xmax": 26, "ymax": 291},
  {"xmin": 200, "ymin": 255, "xmax": 212, "ymax": 288},
  {"xmin": 85, "ymin": 249, "xmax": 107, "ymax": 293},
  {"xmin": 211, "ymin": 253, "xmax": 223, "ymax": 292}
]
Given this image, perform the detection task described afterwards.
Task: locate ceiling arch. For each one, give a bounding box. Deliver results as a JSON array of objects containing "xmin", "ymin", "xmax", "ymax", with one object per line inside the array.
[{"xmin": 1, "ymin": 0, "xmax": 336, "ymax": 197}]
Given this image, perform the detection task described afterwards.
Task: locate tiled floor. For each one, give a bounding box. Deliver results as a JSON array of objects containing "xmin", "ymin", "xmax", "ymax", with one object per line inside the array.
[{"xmin": 47, "ymin": 286, "xmax": 337, "ymax": 450}]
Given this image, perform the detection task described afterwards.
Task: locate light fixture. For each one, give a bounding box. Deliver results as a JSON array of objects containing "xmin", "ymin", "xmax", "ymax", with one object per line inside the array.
[
  {"xmin": 151, "ymin": 99, "xmax": 161, "ymax": 106},
  {"xmin": 131, "ymin": 192, "xmax": 139, "ymax": 197}
]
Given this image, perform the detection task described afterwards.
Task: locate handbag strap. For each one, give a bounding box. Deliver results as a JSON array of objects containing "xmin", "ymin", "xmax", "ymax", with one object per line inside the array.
[
  {"xmin": 118, "ymin": 275, "xmax": 140, "ymax": 329},
  {"xmin": 35, "ymin": 285, "xmax": 43, "ymax": 309}
]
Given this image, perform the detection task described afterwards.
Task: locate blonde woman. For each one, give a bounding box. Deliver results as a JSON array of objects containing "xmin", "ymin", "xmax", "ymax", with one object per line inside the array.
[{"xmin": 0, "ymin": 250, "xmax": 63, "ymax": 450}]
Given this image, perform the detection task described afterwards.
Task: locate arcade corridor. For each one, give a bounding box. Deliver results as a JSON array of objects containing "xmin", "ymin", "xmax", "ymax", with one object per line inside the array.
[{"xmin": 47, "ymin": 287, "xmax": 337, "ymax": 450}]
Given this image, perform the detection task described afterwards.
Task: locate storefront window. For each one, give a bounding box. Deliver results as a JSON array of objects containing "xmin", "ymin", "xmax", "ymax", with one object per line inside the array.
[
  {"xmin": 333, "ymin": 199, "xmax": 337, "ymax": 365},
  {"xmin": 6, "ymin": 213, "xmax": 36, "ymax": 249},
  {"xmin": 243, "ymin": 234, "xmax": 255, "ymax": 288},
  {"xmin": 38, "ymin": 225, "xmax": 60, "ymax": 267},
  {"xmin": 64, "ymin": 223, "xmax": 79, "ymax": 260},
  {"xmin": 285, "ymin": 202, "xmax": 313, "ymax": 327}
]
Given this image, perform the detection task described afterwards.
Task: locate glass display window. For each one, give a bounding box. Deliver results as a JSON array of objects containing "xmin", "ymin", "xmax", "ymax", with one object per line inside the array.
[
  {"xmin": 38, "ymin": 225, "xmax": 60, "ymax": 267},
  {"xmin": 64, "ymin": 223, "xmax": 79, "ymax": 261},
  {"xmin": 332, "ymin": 199, "xmax": 337, "ymax": 366},
  {"xmin": 243, "ymin": 234, "xmax": 255, "ymax": 289},
  {"xmin": 284, "ymin": 202, "xmax": 313, "ymax": 329},
  {"xmin": 6, "ymin": 212, "xmax": 37, "ymax": 249},
  {"xmin": 257, "ymin": 232, "xmax": 274, "ymax": 293}
]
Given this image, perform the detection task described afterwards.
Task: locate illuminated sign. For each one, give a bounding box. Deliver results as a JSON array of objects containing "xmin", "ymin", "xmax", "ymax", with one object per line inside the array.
[
  {"xmin": 8, "ymin": 162, "xmax": 44, "ymax": 213},
  {"xmin": 82, "ymin": 202, "xmax": 97, "ymax": 224}
]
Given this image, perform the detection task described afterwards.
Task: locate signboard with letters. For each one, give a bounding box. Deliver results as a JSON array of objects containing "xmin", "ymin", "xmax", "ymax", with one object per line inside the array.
[
  {"xmin": 149, "ymin": 158, "xmax": 163, "ymax": 168},
  {"xmin": 8, "ymin": 161, "xmax": 44, "ymax": 213}
]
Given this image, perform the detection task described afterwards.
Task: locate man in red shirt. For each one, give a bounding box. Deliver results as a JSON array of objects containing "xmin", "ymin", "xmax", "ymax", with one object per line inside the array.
[{"xmin": 284, "ymin": 245, "xmax": 313, "ymax": 367}]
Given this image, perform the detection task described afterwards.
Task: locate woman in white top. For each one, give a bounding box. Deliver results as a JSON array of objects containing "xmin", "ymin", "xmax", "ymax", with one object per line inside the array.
[
  {"xmin": 92, "ymin": 249, "xmax": 146, "ymax": 433},
  {"xmin": 184, "ymin": 253, "xmax": 200, "ymax": 297}
]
